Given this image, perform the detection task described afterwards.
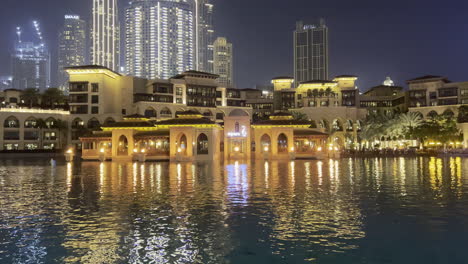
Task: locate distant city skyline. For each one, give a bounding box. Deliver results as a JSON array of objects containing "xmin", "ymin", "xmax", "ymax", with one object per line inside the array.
[{"xmin": 0, "ymin": 0, "xmax": 468, "ymax": 90}]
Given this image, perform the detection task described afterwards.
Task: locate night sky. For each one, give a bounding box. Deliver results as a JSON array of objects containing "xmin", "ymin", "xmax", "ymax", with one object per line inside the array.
[{"xmin": 1, "ymin": 0, "xmax": 468, "ymax": 90}]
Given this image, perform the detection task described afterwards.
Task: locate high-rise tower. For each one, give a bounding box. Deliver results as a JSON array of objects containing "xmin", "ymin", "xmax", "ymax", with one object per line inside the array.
[
  {"xmin": 195, "ymin": 0, "xmax": 214, "ymax": 73},
  {"xmin": 91, "ymin": 0, "xmax": 120, "ymax": 71},
  {"xmin": 213, "ymin": 37, "xmax": 233, "ymax": 87},
  {"xmin": 125, "ymin": 0, "xmax": 194, "ymax": 79},
  {"xmin": 58, "ymin": 15, "xmax": 86, "ymax": 91},
  {"xmin": 11, "ymin": 21, "xmax": 50, "ymax": 90},
  {"xmin": 294, "ymin": 19, "xmax": 329, "ymax": 85}
]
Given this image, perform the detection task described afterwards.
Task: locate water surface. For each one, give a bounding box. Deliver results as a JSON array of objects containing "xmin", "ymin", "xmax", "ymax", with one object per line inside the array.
[{"xmin": 1, "ymin": 157, "xmax": 468, "ymax": 263}]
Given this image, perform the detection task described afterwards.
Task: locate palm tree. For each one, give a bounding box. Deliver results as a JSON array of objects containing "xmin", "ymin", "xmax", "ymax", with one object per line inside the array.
[
  {"xmin": 398, "ymin": 112, "xmax": 423, "ymax": 137},
  {"xmin": 21, "ymin": 88, "xmax": 40, "ymax": 108},
  {"xmin": 312, "ymin": 89, "xmax": 319, "ymax": 106}
]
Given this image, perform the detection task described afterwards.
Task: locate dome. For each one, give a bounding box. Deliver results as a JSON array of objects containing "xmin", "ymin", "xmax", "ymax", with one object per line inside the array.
[{"xmin": 383, "ymin": 77, "xmax": 395, "ymax": 86}]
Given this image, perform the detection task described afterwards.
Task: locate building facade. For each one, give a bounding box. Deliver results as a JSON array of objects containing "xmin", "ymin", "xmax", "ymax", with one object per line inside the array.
[
  {"xmin": 58, "ymin": 15, "xmax": 86, "ymax": 91},
  {"xmin": 294, "ymin": 20, "xmax": 329, "ymax": 85},
  {"xmin": 11, "ymin": 42, "xmax": 50, "ymax": 91},
  {"xmin": 213, "ymin": 37, "xmax": 233, "ymax": 87},
  {"xmin": 125, "ymin": 0, "xmax": 195, "ymax": 80},
  {"xmin": 407, "ymin": 75, "xmax": 468, "ymax": 119},
  {"xmin": 195, "ymin": 0, "xmax": 214, "ymax": 73},
  {"xmin": 91, "ymin": 0, "xmax": 120, "ymax": 72}
]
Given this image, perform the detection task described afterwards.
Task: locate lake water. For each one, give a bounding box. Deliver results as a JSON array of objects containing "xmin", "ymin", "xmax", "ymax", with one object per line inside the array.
[{"xmin": 1, "ymin": 157, "xmax": 468, "ymax": 264}]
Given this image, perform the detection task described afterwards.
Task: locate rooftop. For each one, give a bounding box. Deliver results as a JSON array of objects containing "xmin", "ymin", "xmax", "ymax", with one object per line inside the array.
[
  {"xmin": 65, "ymin": 65, "xmax": 122, "ymax": 76},
  {"xmin": 171, "ymin": 70, "xmax": 219, "ymax": 80},
  {"xmin": 407, "ymin": 75, "xmax": 450, "ymax": 83}
]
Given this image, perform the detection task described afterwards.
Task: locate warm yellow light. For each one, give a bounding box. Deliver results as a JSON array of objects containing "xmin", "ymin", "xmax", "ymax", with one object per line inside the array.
[
  {"xmin": 264, "ymin": 146, "xmax": 269, "ymax": 152},
  {"xmin": 141, "ymin": 149, "xmax": 146, "ymax": 153},
  {"xmin": 329, "ymin": 147, "xmax": 333, "ymax": 151},
  {"xmin": 317, "ymin": 147, "xmax": 322, "ymax": 152},
  {"xmin": 234, "ymin": 146, "xmax": 240, "ymax": 152},
  {"xmin": 290, "ymin": 147, "xmax": 295, "ymax": 152},
  {"xmin": 429, "ymin": 142, "xmax": 435, "ymax": 145},
  {"xmin": 100, "ymin": 148, "xmax": 105, "ymax": 153},
  {"xmin": 66, "ymin": 148, "xmax": 73, "ymax": 154},
  {"xmin": 177, "ymin": 148, "xmax": 182, "ymax": 153},
  {"xmin": 334, "ymin": 147, "xmax": 339, "ymax": 151},
  {"xmin": 133, "ymin": 148, "xmax": 138, "ymax": 153}
]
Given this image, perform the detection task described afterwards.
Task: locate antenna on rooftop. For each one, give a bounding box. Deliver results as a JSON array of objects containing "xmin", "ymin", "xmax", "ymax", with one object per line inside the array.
[{"xmin": 16, "ymin": 26, "xmax": 22, "ymax": 43}]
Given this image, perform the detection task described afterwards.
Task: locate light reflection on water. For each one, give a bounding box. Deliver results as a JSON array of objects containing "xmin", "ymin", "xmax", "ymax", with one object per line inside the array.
[{"xmin": 0, "ymin": 158, "xmax": 468, "ymax": 263}]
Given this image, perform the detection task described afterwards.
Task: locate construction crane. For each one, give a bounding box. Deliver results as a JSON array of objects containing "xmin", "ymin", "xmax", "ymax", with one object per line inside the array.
[
  {"xmin": 32, "ymin": 20, "xmax": 44, "ymax": 47},
  {"xmin": 16, "ymin": 26, "xmax": 22, "ymax": 43}
]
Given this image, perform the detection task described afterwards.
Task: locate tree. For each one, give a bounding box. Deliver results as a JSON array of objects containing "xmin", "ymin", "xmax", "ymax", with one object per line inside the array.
[
  {"xmin": 21, "ymin": 88, "xmax": 40, "ymax": 108},
  {"xmin": 458, "ymin": 105, "xmax": 468, "ymax": 123},
  {"xmin": 42, "ymin": 88, "xmax": 65, "ymax": 109},
  {"xmin": 291, "ymin": 111, "xmax": 309, "ymax": 121}
]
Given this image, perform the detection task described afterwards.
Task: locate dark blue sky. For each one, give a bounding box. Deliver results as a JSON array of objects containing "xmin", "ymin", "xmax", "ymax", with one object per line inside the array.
[{"xmin": 1, "ymin": 0, "xmax": 467, "ymax": 90}]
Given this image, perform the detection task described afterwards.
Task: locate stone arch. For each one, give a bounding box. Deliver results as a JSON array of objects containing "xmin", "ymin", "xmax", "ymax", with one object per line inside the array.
[
  {"xmin": 260, "ymin": 134, "xmax": 271, "ymax": 152},
  {"xmin": 72, "ymin": 118, "xmax": 84, "ymax": 129},
  {"xmin": 427, "ymin": 111, "xmax": 438, "ymax": 119},
  {"xmin": 277, "ymin": 133, "xmax": 288, "ymax": 153},
  {"xmin": 442, "ymin": 109, "xmax": 455, "ymax": 118},
  {"xmin": 319, "ymin": 119, "xmax": 329, "ymax": 131},
  {"xmin": 104, "ymin": 117, "xmax": 116, "ymax": 125},
  {"xmin": 4, "ymin": 116, "xmax": 20, "ymax": 128},
  {"xmin": 177, "ymin": 133, "xmax": 188, "ymax": 155},
  {"xmin": 332, "ymin": 119, "xmax": 343, "ymax": 131},
  {"xmin": 117, "ymin": 135, "xmax": 129, "ymax": 156},
  {"xmin": 24, "ymin": 116, "xmax": 38, "ymax": 128},
  {"xmin": 144, "ymin": 107, "xmax": 157, "ymax": 118},
  {"xmin": 87, "ymin": 118, "xmax": 101, "ymax": 130},
  {"xmin": 229, "ymin": 109, "xmax": 249, "ymax": 117},
  {"xmin": 216, "ymin": 111, "xmax": 226, "ymax": 120},
  {"xmin": 346, "ymin": 120, "xmax": 354, "ymax": 131},
  {"xmin": 202, "ymin": 110, "xmax": 213, "ymax": 117},
  {"xmin": 160, "ymin": 107, "xmax": 172, "ymax": 117},
  {"xmin": 197, "ymin": 133, "xmax": 209, "ymax": 155}
]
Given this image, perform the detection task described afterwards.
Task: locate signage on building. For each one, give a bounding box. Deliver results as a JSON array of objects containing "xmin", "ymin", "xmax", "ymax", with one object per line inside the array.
[{"xmin": 227, "ymin": 126, "xmax": 247, "ymax": 138}]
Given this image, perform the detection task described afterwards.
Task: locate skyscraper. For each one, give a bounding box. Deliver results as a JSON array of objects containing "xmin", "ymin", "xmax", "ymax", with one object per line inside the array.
[
  {"xmin": 58, "ymin": 15, "xmax": 86, "ymax": 91},
  {"xmin": 11, "ymin": 22, "xmax": 50, "ymax": 90},
  {"xmin": 91, "ymin": 0, "xmax": 120, "ymax": 71},
  {"xmin": 213, "ymin": 37, "xmax": 233, "ymax": 87},
  {"xmin": 293, "ymin": 19, "xmax": 329, "ymax": 85},
  {"xmin": 125, "ymin": 0, "xmax": 194, "ymax": 80},
  {"xmin": 195, "ymin": 0, "xmax": 214, "ymax": 73}
]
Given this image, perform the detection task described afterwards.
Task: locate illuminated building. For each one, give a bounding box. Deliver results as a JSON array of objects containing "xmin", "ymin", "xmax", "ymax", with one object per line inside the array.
[
  {"xmin": 11, "ymin": 21, "xmax": 50, "ymax": 90},
  {"xmin": 91, "ymin": 0, "xmax": 120, "ymax": 71},
  {"xmin": 294, "ymin": 20, "xmax": 329, "ymax": 85},
  {"xmin": 125, "ymin": 0, "xmax": 194, "ymax": 79},
  {"xmin": 58, "ymin": 15, "xmax": 86, "ymax": 92},
  {"xmin": 195, "ymin": 0, "xmax": 214, "ymax": 73},
  {"xmin": 213, "ymin": 37, "xmax": 233, "ymax": 87}
]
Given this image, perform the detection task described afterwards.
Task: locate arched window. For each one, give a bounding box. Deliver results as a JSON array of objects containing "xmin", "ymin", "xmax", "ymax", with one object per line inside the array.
[
  {"xmin": 261, "ymin": 134, "xmax": 271, "ymax": 152},
  {"xmin": 72, "ymin": 118, "xmax": 84, "ymax": 129},
  {"xmin": 442, "ymin": 109, "xmax": 455, "ymax": 118},
  {"xmin": 104, "ymin": 117, "xmax": 116, "ymax": 125},
  {"xmin": 24, "ymin": 117, "xmax": 38, "ymax": 128},
  {"xmin": 144, "ymin": 108, "xmax": 157, "ymax": 118},
  {"xmin": 235, "ymin": 122, "xmax": 240, "ymax": 132},
  {"xmin": 197, "ymin": 133, "xmax": 209, "ymax": 155},
  {"xmin": 278, "ymin": 134, "xmax": 288, "ymax": 153},
  {"xmin": 160, "ymin": 107, "xmax": 172, "ymax": 117},
  {"xmin": 45, "ymin": 118, "xmax": 57, "ymax": 129},
  {"xmin": 87, "ymin": 118, "xmax": 101, "ymax": 130},
  {"xmin": 346, "ymin": 120, "xmax": 353, "ymax": 131},
  {"xmin": 4, "ymin": 116, "xmax": 19, "ymax": 128}
]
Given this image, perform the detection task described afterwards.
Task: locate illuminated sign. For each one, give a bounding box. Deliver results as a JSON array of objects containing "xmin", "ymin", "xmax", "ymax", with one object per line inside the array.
[
  {"xmin": 227, "ymin": 126, "xmax": 247, "ymax": 138},
  {"xmin": 65, "ymin": 15, "xmax": 80, "ymax": 20}
]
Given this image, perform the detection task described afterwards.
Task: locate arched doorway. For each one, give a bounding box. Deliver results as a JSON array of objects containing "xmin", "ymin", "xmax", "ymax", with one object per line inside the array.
[
  {"xmin": 261, "ymin": 134, "xmax": 271, "ymax": 152},
  {"xmin": 197, "ymin": 133, "xmax": 209, "ymax": 155},
  {"xmin": 178, "ymin": 134, "xmax": 187, "ymax": 155},
  {"xmin": 278, "ymin": 133, "xmax": 288, "ymax": 153},
  {"xmin": 118, "ymin": 135, "xmax": 129, "ymax": 156}
]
